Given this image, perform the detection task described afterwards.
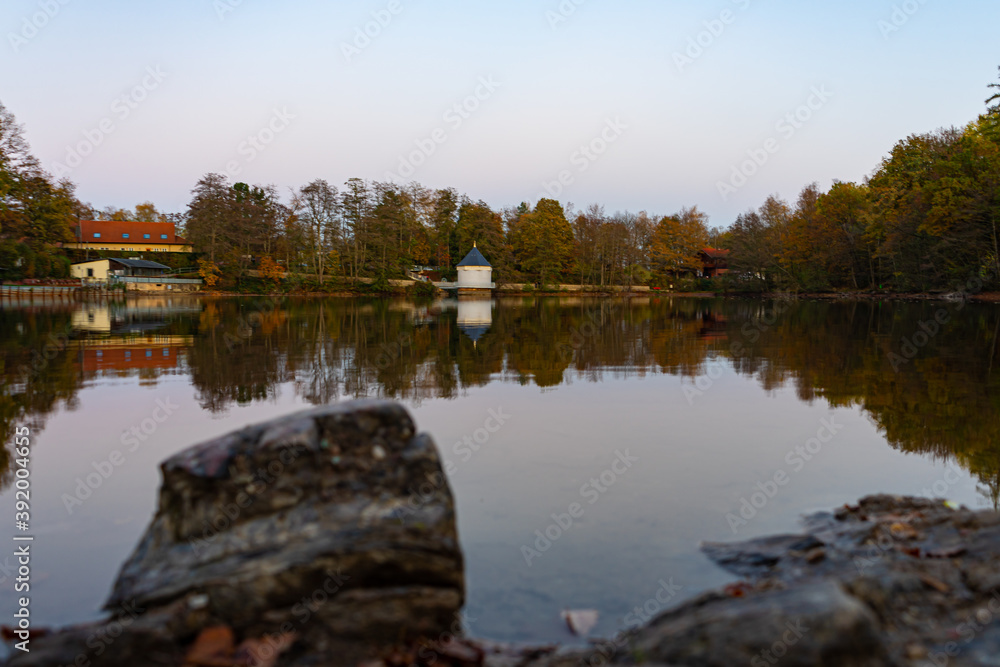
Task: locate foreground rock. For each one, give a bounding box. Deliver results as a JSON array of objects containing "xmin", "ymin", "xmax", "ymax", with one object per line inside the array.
[
  {"xmin": 522, "ymin": 495, "xmax": 1000, "ymax": 667},
  {"xmin": 13, "ymin": 400, "xmax": 463, "ymax": 666}
]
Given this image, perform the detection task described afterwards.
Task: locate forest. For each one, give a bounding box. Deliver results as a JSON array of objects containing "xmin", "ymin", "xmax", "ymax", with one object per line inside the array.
[{"xmin": 1, "ymin": 69, "xmax": 998, "ymax": 292}]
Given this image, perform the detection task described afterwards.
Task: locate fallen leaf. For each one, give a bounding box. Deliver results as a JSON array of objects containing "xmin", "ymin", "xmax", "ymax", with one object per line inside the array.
[
  {"xmin": 919, "ymin": 574, "xmax": 950, "ymax": 593},
  {"xmin": 805, "ymin": 547, "xmax": 826, "ymax": 563},
  {"xmin": 561, "ymin": 609, "xmax": 599, "ymax": 637},
  {"xmin": 889, "ymin": 522, "xmax": 919, "ymax": 539},
  {"xmin": 723, "ymin": 582, "xmax": 753, "ymax": 598},
  {"xmin": 184, "ymin": 626, "xmax": 236, "ymax": 667}
]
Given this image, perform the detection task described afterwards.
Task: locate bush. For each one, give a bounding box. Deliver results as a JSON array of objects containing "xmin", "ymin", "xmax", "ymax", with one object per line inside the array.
[
  {"xmin": 364, "ymin": 273, "xmax": 393, "ymax": 294},
  {"xmin": 409, "ymin": 281, "xmax": 438, "ymax": 298}
]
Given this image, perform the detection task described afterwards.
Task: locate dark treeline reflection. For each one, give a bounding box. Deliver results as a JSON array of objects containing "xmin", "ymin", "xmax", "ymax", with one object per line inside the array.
[{"xmin": 2, "ymin": 296, "xmax": 999, "ymax": 502}]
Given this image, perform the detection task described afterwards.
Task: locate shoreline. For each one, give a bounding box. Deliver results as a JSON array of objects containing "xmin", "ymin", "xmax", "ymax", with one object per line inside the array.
[{"xmin": 190, "ymin": 289, "xmax": 1000, "ymax": 301}]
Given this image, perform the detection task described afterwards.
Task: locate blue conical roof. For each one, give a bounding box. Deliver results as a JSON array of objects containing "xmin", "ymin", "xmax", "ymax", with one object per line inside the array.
[{"xmin": 457, "ymin": 245, "xmax": 491, "ymax": 267}]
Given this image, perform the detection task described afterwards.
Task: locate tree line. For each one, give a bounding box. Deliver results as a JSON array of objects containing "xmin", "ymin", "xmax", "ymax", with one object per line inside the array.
[
  {"xmin": 2, "ymin": 67, "xmax": 998, "ymax": 291},
  {"xmin": 179, "ymin": 174, "xmax": 726, "ymax": 289}
]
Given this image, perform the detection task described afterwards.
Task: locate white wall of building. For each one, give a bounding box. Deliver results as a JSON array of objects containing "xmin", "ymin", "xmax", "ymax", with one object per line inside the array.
[{"xmin": 457, "ymin": 266, "xmax": 493, "ymax": 289}]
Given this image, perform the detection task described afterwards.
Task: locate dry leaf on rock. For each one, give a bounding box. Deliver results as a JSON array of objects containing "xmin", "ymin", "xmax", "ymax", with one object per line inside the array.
[{"xmin": 561, "ymin": 609, "xmax": 599, "ymax": 637}]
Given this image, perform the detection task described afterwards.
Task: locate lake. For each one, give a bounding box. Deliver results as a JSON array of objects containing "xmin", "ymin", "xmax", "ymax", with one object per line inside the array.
[{"xmin": 1, "ymin": 295, "xmax": 998, "ymax": 644}]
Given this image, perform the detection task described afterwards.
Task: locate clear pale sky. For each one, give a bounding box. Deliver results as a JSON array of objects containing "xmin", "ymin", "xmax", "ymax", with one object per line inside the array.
[{"xmin": 3, "ymin": 0, "xmax": 998, "ymax": 226}]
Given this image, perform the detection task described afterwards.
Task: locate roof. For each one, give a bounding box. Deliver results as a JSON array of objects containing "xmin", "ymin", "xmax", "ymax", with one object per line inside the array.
[
  {"xmin": 700, "ymin": 248, "xmax": 731, "ymax": 259},
  {"xmin": 110, "ymin": 258, "xmax": 171, "ymax": 270},
  {"xmin": 74, "ymin": 220, "xmax": 189, "ymax": 245},
  {"xmin": 457, "ymin": 245, "xmax": 491, "ymax": 268}
]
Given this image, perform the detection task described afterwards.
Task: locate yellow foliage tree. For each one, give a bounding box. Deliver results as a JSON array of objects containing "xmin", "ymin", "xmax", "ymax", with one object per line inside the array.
[
  {"xmin": 259, "ymin": 256, "xmax": 286, "ymax": 283},
  {"xmin": 198, "ymin": 258, "xmax": 221, "ymax": 287}
]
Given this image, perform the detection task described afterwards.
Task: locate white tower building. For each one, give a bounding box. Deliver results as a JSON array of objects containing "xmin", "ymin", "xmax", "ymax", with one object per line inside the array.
[{"xmin": 456, "ymin": 243, "xmax": 494, "ymax": 295}]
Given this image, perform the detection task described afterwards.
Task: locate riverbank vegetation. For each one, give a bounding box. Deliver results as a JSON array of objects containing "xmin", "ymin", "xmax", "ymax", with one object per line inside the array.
[{"xmin": 1, "ymin": 70, "xmax": 998, "ymax": 293}]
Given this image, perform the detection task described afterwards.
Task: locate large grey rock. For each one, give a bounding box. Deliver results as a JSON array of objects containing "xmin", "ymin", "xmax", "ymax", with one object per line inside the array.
[
  {"xmin": 108, "ymin": 399, "xmax": 464, "ymax": 640},
  {"xmin": 13, "ymin": 400, "xmax": 463, "ymax": 666},
  {"xmin": 631, "ymin": 582, "xmax": 886, "ymax": 666}
]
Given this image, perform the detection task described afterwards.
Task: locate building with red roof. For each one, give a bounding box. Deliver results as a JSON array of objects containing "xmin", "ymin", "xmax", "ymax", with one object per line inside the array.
[
  {"xmin": 699, "ymin": 248, "xmax": 731, "ymax": 278},
  {"xmin": 64, "ymin": 220, "xmax": 193, "ymax": 253}
]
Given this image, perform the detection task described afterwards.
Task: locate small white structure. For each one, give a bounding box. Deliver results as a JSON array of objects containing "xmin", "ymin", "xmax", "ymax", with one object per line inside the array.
[{"xmin": 456, "ymin": 243, "xmax": 494, "ymax": 295}]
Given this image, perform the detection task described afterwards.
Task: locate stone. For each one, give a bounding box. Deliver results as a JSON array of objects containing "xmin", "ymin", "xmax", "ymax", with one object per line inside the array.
[{"xmin": 12, "ymin": 400, "xmax": 463, "ymax": 666}]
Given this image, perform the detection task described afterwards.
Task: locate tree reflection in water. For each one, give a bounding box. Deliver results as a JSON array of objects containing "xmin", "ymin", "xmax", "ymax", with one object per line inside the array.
[{"xmin": 2, "ymin": 296, "xmax": 998, "ymax": 506}]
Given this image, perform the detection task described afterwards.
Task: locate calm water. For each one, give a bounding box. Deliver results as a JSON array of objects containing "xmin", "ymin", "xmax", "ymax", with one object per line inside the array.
[{"xmin": 1, "ymin": 295, "xmax": 998, "ymax": 643}]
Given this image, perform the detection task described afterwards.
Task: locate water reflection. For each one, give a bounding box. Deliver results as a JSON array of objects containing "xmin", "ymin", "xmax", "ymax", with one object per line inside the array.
[{"xmin": 2, "ymin": 296, "xmax": 999, "ymax": 506}]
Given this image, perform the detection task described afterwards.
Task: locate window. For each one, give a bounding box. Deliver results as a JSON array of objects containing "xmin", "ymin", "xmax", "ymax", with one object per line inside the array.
[
  {"xmin": 93, "ymin": 233, "xmax": 101, "ymax": 238},
  {"xmin": 161, "ymin": 234, "xmax": 168, "ymax": 240},
  {"xmin": 144, "ymin": 234, "xmax": 151, "ymax": 239},
  {"xmin": 122, "ymin": 233, "xmax": 130, "ymax": 239},
  {"xmin": 87, "ymin": 268, "xmax": 94, "ymax": 277}
]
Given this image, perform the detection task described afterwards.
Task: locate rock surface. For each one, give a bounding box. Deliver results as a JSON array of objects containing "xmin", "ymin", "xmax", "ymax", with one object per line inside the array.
[
  {"xmin": 12, "ymin": 399, "xmax": 464, "ymax": 666},
  {"xmin": 520, "ymin": 495, "xmax": 1000, "ymax": 667}
]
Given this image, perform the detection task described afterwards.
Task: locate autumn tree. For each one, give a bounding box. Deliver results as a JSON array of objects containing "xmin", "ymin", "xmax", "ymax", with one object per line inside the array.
[
  {"xmin": 185, "ymin": 173, "xmax": 234, "ymax": 263},
  {"xmin": 454, "ymin": 199, "xmax": 507, "ymax": 278},
  {"xmin": 510, "ymin": 198, "xmax": 576, "ymax": 285},
  {"xmin": 341, "ymin": 178, "xmax": 371, "ymax": 278},
  {"xmin": 297, "ymin": 179, "xmax": 341, "ymax": 282},
  {"xmin": 648, "ymin": 206, "xmax": 709, "ymax": 283},
  {"xmin": 0, "ymin": 101, "xmax": 81, "ymax": 278}
]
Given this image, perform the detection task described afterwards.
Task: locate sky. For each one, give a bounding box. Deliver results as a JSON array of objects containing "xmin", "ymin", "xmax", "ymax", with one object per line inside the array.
[{"xmin": 2, "ymin": 0, "xmax": 998, "ymax": 227}]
